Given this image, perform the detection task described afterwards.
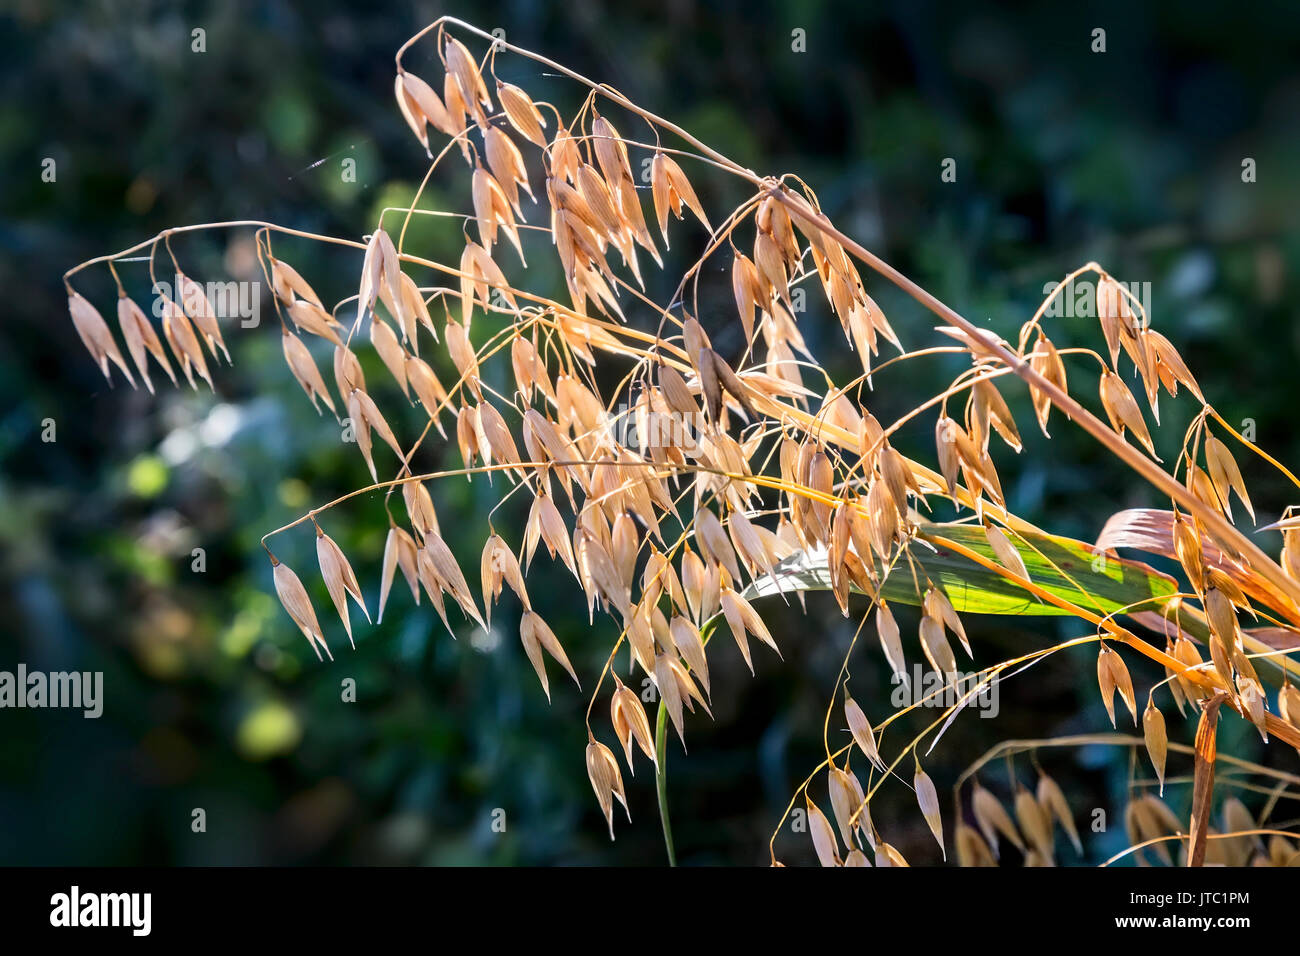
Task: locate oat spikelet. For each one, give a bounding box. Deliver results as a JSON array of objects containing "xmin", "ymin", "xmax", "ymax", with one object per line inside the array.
[
  {"xmin": 1036, "ymin": 773, "xmax": 1082, "ymax": 855},
  {"xmin": 844, "ymin": 694, "xmax": 886, "ymax": 772},
  {"xmin": 585, "ymin": 738, "xmax": 629, "ymax": 840},
  {"xmin": 805, "ymin": 797, "xmax": 841, "ymax": 867},
  {"xmin": 610, "ymin": 676, "xmax": 656, "ymax": 772},
  {"xmin": 68, "ymin": 291, "xmax": 136, "ymax": 387},
  {"xmin": 956, "ymin": 824, "xmax": 997, "ymax": 867},
  {"xmin": 496, "ymin": 79, "xmax": 547, "ymax": 146},
  {"xmin": 971, "ymin": 783, "xmax": 1024, "ymax": 857},
  {"xmin": 116, "ymin": 294, "xmax": 177, "ymax": 393},
  {"xmin": 914, "ymin": 763, "xmax": 945, "ymax": 858},
  {"xmin": 270, "ymin": 555, "xmax": 331, "ymax": 661},
  {"xmin": 1099, "ymin": 369, "xmax": 1157, "ymax": 458},
  {"xmin": 316, "ymin": 526, "xmax": 370, "ymax": 648},
  {"xmin": 520, "ymin": 609, "xmax": 579, "ymax": 700},
  {"xmin": 1014, "ymin": 786, "xmax": 1054, "ymax": 862},
  {"xmin": 378, "ymin": 525, "xmax": 420, "ymax": 624},
  {"xmin": 282, "ymin": 329, "xmax": 336, "ymax": 416},
  {"xmin": 1204, "ymin": 434, "xmax": 1254, "ymax": 523},
  {"xmin": 1143, "ymin": 698, "xmax": 1168, "ymax": 795}
]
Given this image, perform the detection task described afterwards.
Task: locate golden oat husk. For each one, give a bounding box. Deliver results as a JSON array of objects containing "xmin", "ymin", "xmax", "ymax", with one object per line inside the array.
[
  {"xmin": 1171, "ymin": 511, "xmax": 1206, "ymax": 594},
  {"xmin": 68, "ymin": 291, "xmax": 136, "ymax": 387},
  {"xmin": 161, "ymin": 294, "xmax": 213, "ymax": 389},
  {"xmin": 1098, "ymin": 369, "xmax": 1157, "ymax": 458},
  {"xmin": 972, "ymin": 378, "xmax": 1021, "ymax": 451},
  {"xmin": 844, "ymin": 694, "xmax": 886, "ymax": 772},
  {"xmin": 1036, "ymin": 773, "xmax": 1082, "ymax": 855},
  {"xmin": 481, "ymin": 533, "xmax": 530, "ymax": 628},
  {"xmin": 914, "ymin": 764, "xmax": 945, "ymax": 858},
  {"xmin": 116, "ymin": 294, "xmax": 176, "ymax": 392},
  {"xmin": 423, "ymin": 531, "xmax": 486, "ymax": 630},
  {"xmin": 1279, "ymin": 683, "xmax": 1300, "ymax": 727},
  {"xmin": 874, "ymin": 842, "xmax": 909, "ymax": 867},
  {"xmin": 444, "ymin": 318, "xmax": 482, "ymax": 398},
  {"xmin": 1143, "ymin": 699, "xmax": 1169, "ymax": 795},
  {"xmin": 1222, "ymin": 797, "xmax": 1260, "ymax": 863},
  {"xmin": 178, "ymin": 273, "xmax": 231, "ymax": 364},
  {"xmin": 370, "ymin": 316, "xmax": 409, "ymax": 397},
  {"xmin": 805, "ymin": 797, "xmax": 841, "ymax": 867},
  {"xmin": 1014, "ymin": 786, "xmax": 1054, "ymax": 862},
  {"xmin": 282, "ymin": 328, "xmax": 336, "ymax": 416},
  {"xmin": 1097, "ymin": 643, "xmax": 1136, "ymax": 726},
  {"xmin": 919, "ymin": 613, "xmax": 958, "ymax": 683},
  {"xmin": 271, "ymin": 556, "xmax": 331, "ymax": 661},
  {"xmin": 496, "ymin": 79, "xmax": 547, "ymax": 146},
  {"xmin": 524, "ymin": 492, "xmax": 579, "ymax": 579},
  {"xmin": 984, "ymin": 522, "xmax": 1029, "ymax": 581},
  {"xmin": 269, "ymin": 257, "xmax": 323, "ymax": 308},
  {"xmin": 585, "ymin": 738, "xmax": 628, "ymax": 840},
  {"xmin": 485, "ymin": 125, "xmax": 533, "ymax": 215},
  {"xmin": 287, "ymin": 299, "xmax": 344, "ymax": 346},
  {"xmin": 402, "ymin": 480, "xmax": 440, "ymax": 541},
  {"xmin": 971, "ymin": 783, "xmax": 1024, "ymax": 857},
  {"xmin": 378, "ymin": 525, "xmax": 421, "ymax": 624},
  {"xmin": 443, "ymin": 35, "xmax": 491, "ymax": 126},
  {"xmin": 1236, "ymin": 675, "xmax": 1268, "ymax": 742},
  {"xmin": 956, "ymin": 824, "xmax": 997, "ymax": 867},
  {"xmin": 1203, "ymin": 433, "xmax": 1254, "ymax": 523},
  {"xmin": 1204, "ymin": 586, "xmax": 1240, "ymax": 652},
  {"xmin": 924, "ymin": 587, "xmax": 970, "ymax": 657},
  {"xmin": 399, "ymin": 69, "xmax": 457, "ymax": 139},
  {"xmin": 333, "ymin": 344, "xmax": 366, "ymax": 398},
  {"xmin": 610, "ymin": 676, "xmax": 656, "ymax": 772},
  {"xmin": 654, "ymin": 652, "xmax": 688, "ymax": 746},
  {"xmin": 316, "ymin": 526, "xmax": 370, "ymax": 648},
  {"xmin": 669, "ymin": 616, "xmax": 710, "ymax": 698},
  {"xmin": 828, "ymin": 766, "xmax": 867, "ymax": 847},
  {"xmin": 1173, "ymin": 635, "xmax": 1210, "ymax": 702},
  {"xmin": 1028, "ymin": 331, "xmax": 1067, "ymax": 436},
  {"xmin": 1208, "ymin": 634, "xmax": 1234, "ymax": 688},
  {"xmin": 650, "ymin": 150, "xmax": 710, "ymax": 243},
  {"xmin": 406, "ymin": 355, "xmax": 449, "ymax": 436}
]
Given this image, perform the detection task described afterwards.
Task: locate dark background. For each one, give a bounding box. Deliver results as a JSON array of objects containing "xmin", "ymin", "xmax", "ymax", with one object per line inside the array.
[{"xmin": 2, "ymin": 0, "xmax": 1299, "ymax": 865}]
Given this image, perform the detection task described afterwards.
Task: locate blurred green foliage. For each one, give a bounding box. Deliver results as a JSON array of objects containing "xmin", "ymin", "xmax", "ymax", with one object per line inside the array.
[{"xmin": 1, "ymin": 0, "xmax": 1298, "ymax": 865}]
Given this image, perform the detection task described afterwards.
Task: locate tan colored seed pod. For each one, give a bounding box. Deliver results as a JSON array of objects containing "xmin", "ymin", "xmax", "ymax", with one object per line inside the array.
[
  {"xmin": 844, "ymin": 694, "xmax": 886, "ymax": 773},
  {"xmin": 316, "ymin": 526, "xmax": 370, "ymax": 648},
  {"xmin": 1036, "ymin": 773, "xmax": 1082, "ymax": 855},
  {"xmin": 270, "ymin": 555, "xmax": 330, "ymax": 661},
  {"xmin": 1143, "ymin": 699, "xmax": 1168, "ymax": 795},
  {"xmin": 610, "ymin": 676, "xmax": 656, "ymax": 772},
  {"xmin": 971, "ymin": 782, "xmax": 1024, "ymax": 857},
  {"xmin": 520, "ymin": 609, "xmax": 579, "ymax": 701},
  {"xmin": 1097, "ymin": 644, "xmax": 1136, "ymax": 726},
  {"xmin": 1014, "ymin": 786, "xmax": 1054, "ymax": 862},
  {"xmin": 116, "ymin": 294, "xmax": 177, "ymax": 393},
  {"xmin": 955, "ymin": 823, "xmax": 997, "ymax": 867},
  {"xmin": 1098, "ymin": 369, "xmax": 1157, "ymax": 457},
  {"xmin": 805, "ymin": 797, "xmax": 840, "ymax": 867},
  {"xmin": 585, "ymin": 738, "xmax": 628, "ymax": 840},
  {"xmin": 377, "ymin": 525, "xmax": 420, "ymax": 624},
  {"xmin": 914, "ymin": 763, "xmax": 945, "ymax": 858},
  {"xmin": 68, "ymin": 291, "xmax": 136, "ymax": 387},
  {"xmin": 282, "ymin": 328, "xmax": 335, "ymax": 416}
]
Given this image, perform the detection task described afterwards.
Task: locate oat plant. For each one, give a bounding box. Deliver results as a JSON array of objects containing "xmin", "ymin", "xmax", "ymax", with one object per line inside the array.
[{"xmin": 64, "ymin": 17, "xmax": 1300, "ymax": 866}]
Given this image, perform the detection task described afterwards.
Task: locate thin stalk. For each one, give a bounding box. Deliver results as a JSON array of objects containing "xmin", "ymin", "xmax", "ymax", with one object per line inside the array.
[{"xmin": 654, "ymin": 699, "xmax": 677, "ymax": 866}]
